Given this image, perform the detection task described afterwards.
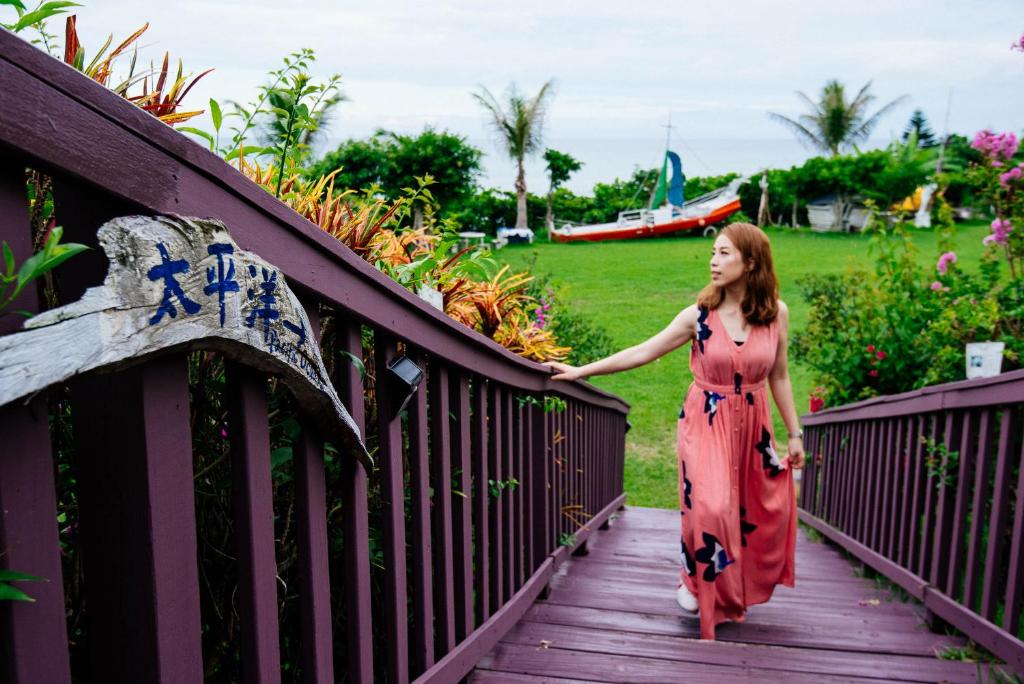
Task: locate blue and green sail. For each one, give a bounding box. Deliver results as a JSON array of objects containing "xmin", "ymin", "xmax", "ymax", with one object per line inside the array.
[{"xmin": 650, "ymin": 150, "xmax": 686, "ymax": 209}]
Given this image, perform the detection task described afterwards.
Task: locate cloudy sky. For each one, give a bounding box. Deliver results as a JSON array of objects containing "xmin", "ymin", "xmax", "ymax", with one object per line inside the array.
[{"xmin": 61, "ymin": 1, "xmax": 1024, "ymax": 190}]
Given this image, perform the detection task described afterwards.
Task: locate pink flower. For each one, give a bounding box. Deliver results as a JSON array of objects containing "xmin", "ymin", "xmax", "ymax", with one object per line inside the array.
[
  {"xmin": 1013, "ymin": 33, "xmax": 1024, "ymax": 52},
  {"xmin": 866, "ymin": 344, "xmax": 875, "ymax": 353},
  {"xmin": 971, "ymin": 130, "xmax": 1020, "ymax": 162},
  {"xmin": 930, "ymin": 281, "xmax": 944, "ymax": 291},
  {"xmin": 809, "ymin": 395, "xmax": 825, "ymax": 413},
  {"xmin": 985, "ymin": 217, "xmax": 1013, "ymax": 246},
  {"xmin": 999, "ymin": 165, "xmax": 1024, "ymax": 188},
  {"xmin": 876, "ymin": 350, "xmax": 886, "ymax": 360},
  {"xmin": 868, "ymin": 369, "xmax": 879, "ymax": 378},
  {"xmin": 936, "ymin": 251, "xmax": 957, "ymax": 275}
]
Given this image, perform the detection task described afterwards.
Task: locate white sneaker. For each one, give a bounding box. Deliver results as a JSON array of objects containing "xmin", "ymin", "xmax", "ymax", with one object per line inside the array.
[{"xmin": 676, "ymin": 583, "xmax": 699, "ymax": 613}]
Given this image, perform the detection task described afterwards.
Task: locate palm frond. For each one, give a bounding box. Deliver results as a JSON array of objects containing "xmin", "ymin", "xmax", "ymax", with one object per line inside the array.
[{"xmin": 767, "ymin": 112, "xmax": 828, "ymax": 153}]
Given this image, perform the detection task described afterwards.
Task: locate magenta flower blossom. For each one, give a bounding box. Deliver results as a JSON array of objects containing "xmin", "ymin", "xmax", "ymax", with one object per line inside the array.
[
  {"xmin": 972, "ymin": 130, "xmax": 1020, "ymax": 162},
  {"xmin": 936, "ymin": 251, "xmax": 957, "ymax": 275},
  {"xmin": 1013, "ymin": 33, "xmax": 1024, "ymax": 52},
  {"xmin": 1000, "ymin": 165, "xmax": 1024, "ymax": 188},
  {"xmin": 984, "ymin": 217, "xmax": 1013, "ymax": 246},
  {"xmin": 930, "ymin": 281, "xmax": 944, "ymax": 291}
]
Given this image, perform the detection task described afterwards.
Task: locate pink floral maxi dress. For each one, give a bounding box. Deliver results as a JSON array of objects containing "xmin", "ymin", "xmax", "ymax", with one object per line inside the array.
[{"xmin": 677, "ymin": 304, "xmax": 797, "ymax": 639}]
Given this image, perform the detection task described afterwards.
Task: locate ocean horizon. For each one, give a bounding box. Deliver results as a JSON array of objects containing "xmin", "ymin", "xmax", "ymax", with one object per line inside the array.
[{"xmin": 471, "ymin": 137, "xmax": 892, "ymax": 196}]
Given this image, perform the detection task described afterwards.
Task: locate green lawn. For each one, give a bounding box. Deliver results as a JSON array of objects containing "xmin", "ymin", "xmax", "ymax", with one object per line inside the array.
[{"xmin": 496, "ymin": 221, "xmax": 994, "ymax": 509}]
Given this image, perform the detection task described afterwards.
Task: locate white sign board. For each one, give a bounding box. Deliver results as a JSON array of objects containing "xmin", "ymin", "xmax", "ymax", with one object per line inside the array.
[{"xmin": 0, "ymin": 214, "xmax": 368, "ymax": 466}]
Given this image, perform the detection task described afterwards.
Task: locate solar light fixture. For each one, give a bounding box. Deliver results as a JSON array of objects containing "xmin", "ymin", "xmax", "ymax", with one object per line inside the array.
[
  {"xmin": 625, "ymin": 419, "xmax": 632, "ymax": 433},
  {"xmin": 385, "ymin": 354, "xmax": 424, "ymax": 416}
]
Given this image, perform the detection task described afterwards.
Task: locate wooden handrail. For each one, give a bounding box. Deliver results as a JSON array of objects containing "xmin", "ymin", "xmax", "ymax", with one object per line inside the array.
[
  {"xmin": 799, "ymin": 369, "xmax": 1024, "ymax": 674},
  {"xmin": 0, "ymin": 29, "xmax": 630, "ymax": 684}
]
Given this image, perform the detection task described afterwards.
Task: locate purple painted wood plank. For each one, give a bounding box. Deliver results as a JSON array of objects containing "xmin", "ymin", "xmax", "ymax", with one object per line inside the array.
[
  {"xmin": 488, "ymin": 383, "xmax": 504, "ymax": 614},
  {"xmin": 0, "ymin": 398, "xmax": 70, "ymax": 684},
  {"xmin": 836, "ymin": 422, "xmax": 852, "ymax": 532},
  {"xmin": 418, "ymin": 494, "xmax": 623, "ymax": 684},
  {"xmin": 509, "ymin": 392, "xmax": 521, "ymax": 591},
  {"xmin": 429, "ymin": 363, "xmax": 456, "ymax": 657},
  {"xmin": 905, "ymin": 415, "xmax": 926, "ymax": 570},
  {"xmin": 917, "ymin": 414, "xmax": 941, "ymax": 580},
  {"xmin": 866, "ymin": 420, "xmax": 882, "ymax": 548},
  {"xmin": 516, "ymin": 396, "xmax": 527, "ymax": 587},
  {"xmin": 335, "ymin": 320, "xmax": 373, "ymax": 683},
  {"xmin": 69, "ymin": 358, "xmax": 204, "ymax": 682},
  {"xmin": 0, "ymin": 157, "xmax": 71, "ymax": 684},
  {"xmin": 529, "ymin": 402, "xmax": 549, "ymax": 565},
  {"xmin": 883, "ymin": 417, "xmax": 906, "ymax": 559},
  {"xmin": 844, "ymin": 422, "xmax": 862, "ymax": 536},
  {"xmin": 292, "ymin": 300, "xmax": 334, "ymax": 684},
  {"xmin": 407, "ymin": 353, "xmax": 434, "ymax": 676},
  {"xmin": 451, "ymin": 373, "xmax": 475, "ymax": 640},
  {"xmin": 471, "ymin": 378, "xmax": 491, "ymax": 626},
  {"xmin": 499, "ymin": 620, "xmax": 981, "ymax": 683},
  {"xmin": 894, "ymin": 416, "xmax": 913, "ymax": 566},
  {"xmin": 1003, "ymin": 406, "xmax": 1024, "ymax": 633},
  {"xmin": 522, "ymin": 396, "xmax": 534, "ymax": 577},
  {"xmin": 964, "ymin": 408, "xmax": 995, "ymax": 610},
  {"xmin": 946, "ymin": 410, "xmax": 978, "ymax": 597},
  {"xmin": 929, "ymin": 411, "xmax": 963, "ymax": 585},
  {"xmin": 293, "ymin": 426, "xmax": 334, "ymax": 684},
  {"xmin": 820, "ymin": 425, "xmax": 836, "ymax": 522},
  {"xmin": 503, "ymin": 389, "xmax": 515, "ymax": 597},
  {"xmin": 980, "ymin": 407, "xmax": 1017, "ymax": 620},
  {"xmin": 877, "ymin": 418, "xmax": 896, "ymax": 553},
  {"xmin": 374, "ymin": 335, "xmax": 410, "ymax": 684},
  {"xmin": 227, "ymin": 362, "xmax": 282, "ymax": 684}
]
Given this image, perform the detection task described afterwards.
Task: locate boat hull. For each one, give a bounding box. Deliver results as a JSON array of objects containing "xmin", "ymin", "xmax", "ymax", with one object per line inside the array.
[{"xmin": 551, "ymin": 199, "xmax": 742, "ymax": 243}]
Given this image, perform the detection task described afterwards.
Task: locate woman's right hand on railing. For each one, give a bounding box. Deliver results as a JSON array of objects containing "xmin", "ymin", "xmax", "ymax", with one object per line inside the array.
[{"xmin": 543, "ymin": 361, "xmax": 584, "ymax": 381}]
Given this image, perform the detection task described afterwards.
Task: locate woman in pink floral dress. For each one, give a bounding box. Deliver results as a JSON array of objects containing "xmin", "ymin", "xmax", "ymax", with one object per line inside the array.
[{"xmin": 545, "ymin": 222, "xmax": 806, "ymax": 640}]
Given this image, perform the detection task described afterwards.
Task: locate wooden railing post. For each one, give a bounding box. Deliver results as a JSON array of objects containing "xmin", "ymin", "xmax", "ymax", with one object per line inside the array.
[
  {"xmin": 336, "ymin": 320, "xmax": 373, "ymax": 684},
  {"xmin": 292, "ymin": 300, "xmax": 334, "ymax": 684},
  {"xmin": 0, "ymin": 158, "xmax": 72, "ymax": 684},
  {"xmin": 374, "ymin": 334, "xmax": 409, "ymax": 684},
  {"xmin": 226, "ymin": 362, "xmax": 282, "ymax": 684}
]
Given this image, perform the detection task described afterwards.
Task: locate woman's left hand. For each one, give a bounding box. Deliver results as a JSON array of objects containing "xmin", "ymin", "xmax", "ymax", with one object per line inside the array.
[{"xmin": 787, "ymin": 437, "xmax": 805, "ymax": 469}]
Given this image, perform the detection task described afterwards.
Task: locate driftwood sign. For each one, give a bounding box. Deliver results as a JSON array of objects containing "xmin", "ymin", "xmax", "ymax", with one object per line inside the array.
[{"xmin": 0, "ymin": 214, "xmax": 368, "ymax": 466}]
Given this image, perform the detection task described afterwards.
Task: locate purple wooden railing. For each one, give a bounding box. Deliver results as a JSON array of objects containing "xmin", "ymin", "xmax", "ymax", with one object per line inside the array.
[
  {"xmin": 799, "ymin": 368, "xmax": 1024, "ymax": 674},
  {"xmin": 0, "ymin": 29, "xmax": 628, "ymax": 683}
]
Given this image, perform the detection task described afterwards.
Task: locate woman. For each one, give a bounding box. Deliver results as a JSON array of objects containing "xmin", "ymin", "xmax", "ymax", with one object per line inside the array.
[{"xmin": 544, "ymin": 222, "xmax": 805, "ymax": 640}]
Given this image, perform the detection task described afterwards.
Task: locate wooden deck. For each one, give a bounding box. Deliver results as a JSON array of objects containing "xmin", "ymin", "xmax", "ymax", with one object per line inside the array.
[{"xmin": 471, "ymin": 506, "xmax": 988, "ymax": 683}]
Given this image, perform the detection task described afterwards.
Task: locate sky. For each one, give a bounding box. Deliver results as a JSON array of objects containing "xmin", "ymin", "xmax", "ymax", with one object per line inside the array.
[{"xmin": 54, "ymin": 1, "xmax": 1024, "ymax": 192}]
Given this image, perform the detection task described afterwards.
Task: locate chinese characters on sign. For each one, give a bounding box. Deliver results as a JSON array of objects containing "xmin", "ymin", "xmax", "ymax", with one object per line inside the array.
[{"xmin": 0, "ymin": 215, "xmax": 367, "ymax": 466}]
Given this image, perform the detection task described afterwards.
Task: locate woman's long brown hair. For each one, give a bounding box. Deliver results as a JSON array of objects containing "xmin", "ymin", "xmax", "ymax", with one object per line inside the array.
[{"xmin": 696, "ymin": 222, "xmax": 780, "ymax": 326}]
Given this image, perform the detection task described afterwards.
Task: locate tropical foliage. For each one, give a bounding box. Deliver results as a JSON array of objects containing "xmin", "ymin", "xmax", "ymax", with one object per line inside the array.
[
  {"xmin": 769, "ymin": 79, "xmax": 908, "ymax": 157},
  {"xmin": 473, "ymin": 80, "xmax": 556, "ymax": 229}
]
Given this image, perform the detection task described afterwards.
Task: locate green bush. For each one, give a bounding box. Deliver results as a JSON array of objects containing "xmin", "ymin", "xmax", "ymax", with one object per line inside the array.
[
  {"xmin": 522, "ymin": 266, "xmax": 615, "ymax": 366},
  {"xmin": 792, "ymin": 203, "xmax": 1022, "ymax": 408}
]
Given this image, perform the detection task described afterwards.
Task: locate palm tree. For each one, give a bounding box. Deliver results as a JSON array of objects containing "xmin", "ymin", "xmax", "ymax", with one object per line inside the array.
[
  {"xmin": 472, "ymin": 80, "xmax": 555, "ymax": 229},
  {"xmin": 768, "ymin": 80, "xmax": 908, "ymax": 156}
]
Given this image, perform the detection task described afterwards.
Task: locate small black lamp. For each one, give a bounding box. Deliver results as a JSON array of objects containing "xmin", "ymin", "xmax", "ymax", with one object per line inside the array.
[
  {"xmin": 385, "ymin": 354, "xmax": 424, "ymax": 416},
  {"xmin": 625, "ymin": 419, "xmax": 632, "ymax": 434}
]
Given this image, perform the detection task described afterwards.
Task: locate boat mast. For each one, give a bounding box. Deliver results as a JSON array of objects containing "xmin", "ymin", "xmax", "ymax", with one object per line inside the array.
[{"xmin": 647, "ymin": 112, "xmax": 674, "ymax": 210}]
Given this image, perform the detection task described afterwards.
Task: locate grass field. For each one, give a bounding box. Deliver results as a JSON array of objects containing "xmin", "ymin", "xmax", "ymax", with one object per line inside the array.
[{"xmin": 495, "ymin": 220, "xmax": 995, "ymax": 509}]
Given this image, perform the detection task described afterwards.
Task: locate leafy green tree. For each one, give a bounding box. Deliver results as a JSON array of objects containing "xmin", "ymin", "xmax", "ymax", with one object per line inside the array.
[
  {"xmin": 384, "ymin": 127, "xmax": 483, "ymax": 228},
  {"xmin": 901, "ymin": 109, "xmax": 937, "ymax": 148},
  {"xmin": 768, "ymin": 79, "xmax": 908, "ymax": 156},
  {"xmin": 542, "ymin": 149, "xmax": 582, "ymax": 232},
  {"xmin": 310, "ymin": 127, "xmax": 482, "ymax": 228},
  {"xmin": 472, "ymin": 80, "xmax": 556, "ymax": 229},
  {"xmin": 306, "ymin": 136, "xmax": 391, "ymax": 191}
]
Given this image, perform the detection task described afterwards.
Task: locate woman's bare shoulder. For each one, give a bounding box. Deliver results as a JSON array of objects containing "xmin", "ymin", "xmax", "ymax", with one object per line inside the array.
[{"xmin": 676, "ymin": 303, "xmax": 702, "ymax": 324}]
